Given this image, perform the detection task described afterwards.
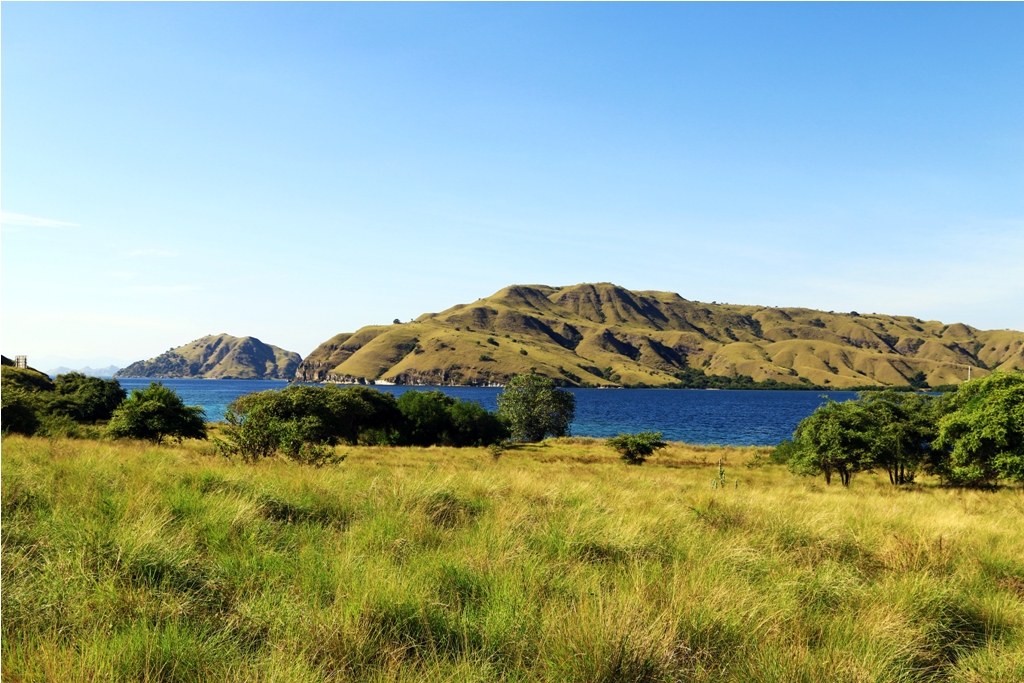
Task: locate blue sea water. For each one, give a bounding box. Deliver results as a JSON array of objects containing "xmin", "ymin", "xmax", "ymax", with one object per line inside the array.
[{"xmin": 116, "ymin": 379, "xmax": 858, "ymax": 446}]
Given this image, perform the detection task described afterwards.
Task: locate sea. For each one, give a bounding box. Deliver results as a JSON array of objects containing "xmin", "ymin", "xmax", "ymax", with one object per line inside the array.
[
  {"xmin": 116, "ymin": 379, "xmax": 858, "ymax": 447},
  {"xmin": 116, "ymin": 376, "xmax": 860, "ymax": 446}
]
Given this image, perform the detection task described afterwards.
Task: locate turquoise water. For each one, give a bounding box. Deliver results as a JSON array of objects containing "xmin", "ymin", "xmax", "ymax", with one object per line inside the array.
[{"xmin": 117, "ymin": 379, "xmax": 856, "ymax": 446}]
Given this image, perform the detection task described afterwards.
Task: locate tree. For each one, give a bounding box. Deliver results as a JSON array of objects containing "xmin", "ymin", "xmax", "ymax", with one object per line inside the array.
[
  {"xmin": 52, "ymin": 373, "xmax": 126, "ymax": 423},
  {"xmin": 397, "ymin": 390, "xmax": 455, "ymax": 446},
  {"xmin": 859, "ymin": 390, "xmax": 939, "ymax": 485},
  {"xmin": 933, "ymin": 372, "xmax": 1024, "ymax": 486},
  {"xmin": 397, "ymin": 390, "xmax": 508, "ymax": 447},
  {"xmin": 447, "ymin": 399, "xmax": 508, "ymax": 446},
  {"xmin": 107, "ymin": 382, "xmax": 206, "ymax": 443},
  {"xmin": 790, "ymin": 399, "xmax": 873, "ymax": 486},
  {"xmin": 496, "ymin": 374, "xmax": 576, "ymax": 442},
  {"xmin": 607, "ymin": 431, "xmax": 667, "ymax": 465}
]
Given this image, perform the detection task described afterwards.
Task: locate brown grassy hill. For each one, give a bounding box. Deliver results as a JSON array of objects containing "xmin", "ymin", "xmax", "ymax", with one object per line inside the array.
[
  {"xmin": 295, "ymin": 283, "xmax": 1024, "ymax": 388},
  {"xmin": 116, "ymin": 334, "xmax": 301, "ymax": 380}
]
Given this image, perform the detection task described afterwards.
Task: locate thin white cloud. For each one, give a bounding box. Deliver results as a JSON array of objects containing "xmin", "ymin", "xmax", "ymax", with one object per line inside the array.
[
  {"xmin": 130, "ymin": 285, "xmax": 202, "ymax": 293},
  {"xmin": 0, "ymin": 211, "xmax": 80, "ymax": 228},
  {"xmin": 128, "ymin": 248, "xmax": 179, "ymax": 258}
]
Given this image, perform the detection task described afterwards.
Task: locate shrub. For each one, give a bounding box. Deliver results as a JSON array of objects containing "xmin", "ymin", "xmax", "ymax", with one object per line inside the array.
[
  {"xmin": 1, "ymin": 387, "xmax": 40, "ymax": 435},
  {"xmin": 107, "ymin": 383, "xmax": 206, "ymax": 444},
  {"xmin": 51, "ymin": 373, "xmax": 126, "ymax": 423},
  {"xmin": 36, "ymin": 413, "xmax": 84, "ymax": 439},
  {"xmin": 607, "ymin": 431, "xmax": 667, "ymax": 465},
  {"xmin": 770, "ymin": 438, "xmax": 799, "ymax": 465},
  {"xmin": 220, "ymin": 384, "xmax": 402, "ymax": 462},
  {"xmin": 397, "ymin": 391, "xmax": 454, "ymax": 447}
]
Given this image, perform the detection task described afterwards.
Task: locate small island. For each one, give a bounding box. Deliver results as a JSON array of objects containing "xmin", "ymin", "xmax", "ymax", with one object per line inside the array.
[{"xmin": 115, "ymin": 334, "xmax": 301, "ymax": 380}]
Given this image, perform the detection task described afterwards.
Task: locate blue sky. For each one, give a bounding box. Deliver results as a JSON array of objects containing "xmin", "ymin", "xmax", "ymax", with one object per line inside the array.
[{"xmin": 3, "ymin": 3, "xmax": 1022, "ymax": 367}]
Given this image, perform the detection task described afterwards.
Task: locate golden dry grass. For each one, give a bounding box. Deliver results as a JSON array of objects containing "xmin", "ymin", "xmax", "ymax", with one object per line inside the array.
[{"xmin": 3, "ymin": 435, "xmax": 1023, "ymax": 682}]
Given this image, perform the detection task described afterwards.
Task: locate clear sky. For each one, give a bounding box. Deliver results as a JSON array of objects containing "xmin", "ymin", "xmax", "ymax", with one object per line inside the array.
[{"xmin": 2, "ymin": 2, "xmax": 1022, "ymax": 367}]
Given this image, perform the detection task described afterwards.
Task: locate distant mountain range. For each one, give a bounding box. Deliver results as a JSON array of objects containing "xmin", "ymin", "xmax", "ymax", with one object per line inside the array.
[
  {"xmin": 295, "ymin": 282, "xmax": 1024, "ymax": 389},
  {"xmin": 47, "ymin": 365, "xmax": 121, "ymax": 379},
  {"xmin": 115, "ymin": 334, "xmax": 301, "ymax": 380}
]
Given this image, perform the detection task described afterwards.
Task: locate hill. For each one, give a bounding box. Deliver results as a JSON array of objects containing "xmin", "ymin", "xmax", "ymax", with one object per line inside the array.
[
  {"xmin": 46, "ymin": 365, "xmax": 120, "ymax": 379},
  {"xmin": 115, "ymin": 334, "xmax": 301, "ymax": 380},
  {"xmin": 295, "ymin": 283, "xmax": 1024, "ymax": 388}
]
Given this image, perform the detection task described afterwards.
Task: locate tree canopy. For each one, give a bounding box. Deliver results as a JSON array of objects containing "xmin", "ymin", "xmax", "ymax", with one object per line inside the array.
[
  {"xmin": 789, "ymin": 399, "xmax": 874, "ymax": 487},
  {"xmin": 218, "ymin": 385, "xmax": 507, "ymax": 464},
  {"xmin": 934, "ymin": 372, "xmax": 1024, "ymax": 486},
  {"xmin": 107, "ymin": 382, "xmax": 206, "ymax": 444},
  {"xmin": 496, "ymin": 374, "xmax": 576, "ymax": 442}
]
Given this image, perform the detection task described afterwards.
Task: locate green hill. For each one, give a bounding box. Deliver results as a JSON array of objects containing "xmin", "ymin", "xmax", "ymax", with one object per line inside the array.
[
  {"xmin": 116, "ymin": 334, "xmax": 301, "ymax": 380},
  {"xmin": 295, "ymin": 283, "xmax": 1024, "ymax": 388}
]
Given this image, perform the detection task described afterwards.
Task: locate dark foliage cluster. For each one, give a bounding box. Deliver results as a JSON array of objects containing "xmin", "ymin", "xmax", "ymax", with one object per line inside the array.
[
  {"xmin": 774, "ymin": 372, "xmax": 1024, "ymax": 488},
  {"xmin": 1, "ymin": 368, "xmax": 127, "ymax": 438},
  {"xmin": 667, "ymin": 367, "xmax": 819, "ymax": 391},
  {"xmin": 218, "ymin": 384, "xmax": 509, "ymax": 464}
]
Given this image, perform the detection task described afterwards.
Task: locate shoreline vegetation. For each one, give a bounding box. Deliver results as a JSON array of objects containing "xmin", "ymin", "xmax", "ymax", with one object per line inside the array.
[{"xmin": 3, "ymin": 435, "xmax": 1023, "ymax": 681}]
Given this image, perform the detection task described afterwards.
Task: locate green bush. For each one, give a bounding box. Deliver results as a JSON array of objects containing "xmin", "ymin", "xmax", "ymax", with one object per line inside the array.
[
  {"xmin": 51, "ymin": 373, "xmax": 126, "ymax": 423},
  {"xmin": 36, "ymin": 413, "xmax": 85, "ymax": 439},
  {"xmin": 606, "ymin": 431, "xmax": 667, "ymax": 465},
  {"xmin": 1, "ymin": 367, "xmax": 126, "ymax": 436},
  {"xmin": 220, "ymin": 384, "xmax": 402, "ymax": 463},
  {"xmin": 107, "ymin": 383, "xmax": 206, "ymax": 444},
  {"xmin": 220, "ymin": 385, "xmax": 508, "ymax": 463},
  {"xmin": 1, "ymin": 387, "xmax": 40, "ymax": 436}
]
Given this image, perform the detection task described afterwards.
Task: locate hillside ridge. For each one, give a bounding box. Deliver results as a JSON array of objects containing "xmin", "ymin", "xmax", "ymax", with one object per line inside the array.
[
  {"xmin": 295, "ymin": 283, "xmax": 1024, "ymax": 389},
  {"xmin": 116, "ymin": 334, "xmax": 301, "ymax": 380}
]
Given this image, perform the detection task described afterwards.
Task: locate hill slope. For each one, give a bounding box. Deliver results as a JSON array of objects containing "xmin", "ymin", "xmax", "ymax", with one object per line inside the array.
[
  {"xmin": 296, "ymin": 283, "xmax": 1024, "ymax": 389},
  {"xmin": 116, "ymin": 334, "xmax": 301, "ymax": 380}
]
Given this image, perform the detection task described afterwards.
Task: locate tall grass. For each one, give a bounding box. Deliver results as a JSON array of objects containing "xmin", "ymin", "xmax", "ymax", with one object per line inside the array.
[{"xmin": 3, "ymin": 435, "xmax": 1023, "ymax": 682}]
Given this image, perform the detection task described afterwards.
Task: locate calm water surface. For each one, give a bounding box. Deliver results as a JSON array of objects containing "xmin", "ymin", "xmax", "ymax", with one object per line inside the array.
[{"xmin": 117, "ymin": 379, "xmax": 857, "ymax": 446}]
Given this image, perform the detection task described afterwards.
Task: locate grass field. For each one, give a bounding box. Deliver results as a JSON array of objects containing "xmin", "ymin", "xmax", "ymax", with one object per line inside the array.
[{"xmin": 3, "ymin": 435, "xmax": 1023, "ymax": 682}]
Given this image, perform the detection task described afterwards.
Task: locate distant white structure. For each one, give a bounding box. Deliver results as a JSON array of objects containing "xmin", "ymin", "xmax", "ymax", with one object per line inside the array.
[{"xmin": 14, "ymin": 355, "xmax": 27, "ymax": 369}]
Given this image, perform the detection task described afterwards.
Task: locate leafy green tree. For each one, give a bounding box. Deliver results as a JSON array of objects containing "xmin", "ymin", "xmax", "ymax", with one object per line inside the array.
[
  {"xmin": 396, "ymin": 390, "xmax": 508, "ymax": 447},
  {"xmin": 859, "ymin": 390, "xmax": 940, "ymax": 485},
  {"xmin": 933, "ymin": 372, "xmax": 1024, "ymax": 486},
  {"xmin": 790, "ymin": 399, "xmax": 873, "ymax": 486},
  {"xmin": 496, "ymin": 374, "xmax": 576, "ymax": 442},
  {"xmin": 107, "ymin": 382, "xmax": 206, "ymax": 444},
  {"xmin": 397, "ymin": 390, "xmax": 454, "ymax": 446},
  {"xmin": 607, "ymin": 430, "xmax": 667, "ymax": 465}
]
